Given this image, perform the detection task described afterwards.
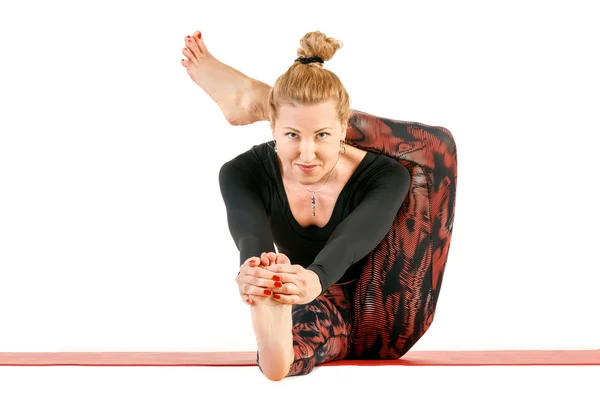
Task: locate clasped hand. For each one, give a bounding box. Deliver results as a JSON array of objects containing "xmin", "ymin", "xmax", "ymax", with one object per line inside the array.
[{"xmin": 236, "ymin": 252, "xmax": 322, "ymax": 305}]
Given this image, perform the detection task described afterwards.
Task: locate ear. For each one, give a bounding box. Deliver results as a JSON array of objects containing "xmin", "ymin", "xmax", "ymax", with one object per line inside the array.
[{"xmin": 341, "ymin": 120, "xmax": 348, "ymax": 140}]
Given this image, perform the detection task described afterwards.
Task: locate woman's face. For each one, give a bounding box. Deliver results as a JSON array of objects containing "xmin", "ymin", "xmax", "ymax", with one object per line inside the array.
[{"xmin": 271, "ymin": 100, "xmax": 347, "ymax": 185}]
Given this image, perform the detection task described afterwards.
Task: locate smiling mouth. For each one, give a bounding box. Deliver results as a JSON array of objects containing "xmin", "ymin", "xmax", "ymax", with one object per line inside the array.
[{"xmin": 297, "ymin": 164, "xmax": 318, "ymax": 172}]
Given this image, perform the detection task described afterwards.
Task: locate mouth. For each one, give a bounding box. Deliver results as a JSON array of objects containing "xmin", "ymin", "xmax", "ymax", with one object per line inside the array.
[{"xmin": 296, "ymin": 164, "xmax": 318, "ymax": 172}]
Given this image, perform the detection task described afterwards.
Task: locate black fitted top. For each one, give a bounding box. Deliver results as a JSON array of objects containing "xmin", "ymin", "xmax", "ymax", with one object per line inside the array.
[{"xmin": 218, "ymin": 141, "xmax": 410, "ymax": 294}]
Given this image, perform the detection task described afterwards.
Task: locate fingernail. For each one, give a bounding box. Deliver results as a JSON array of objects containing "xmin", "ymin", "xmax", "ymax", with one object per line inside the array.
[
  {"xmin": 186, "ymin": 35, "xmax": 190, "ymax": 38},
  {"xmin": 272, "ymin": 275, "xmax": 281, "ymax": 281},
  {"xmin": 264, "ymin": 290, "xmax": 272, "ymax": 295},
  {"xmin": 248, "ymin": 260, "xmax": 255, "ymax": 266},
  {"xmin": 197, "ymin": 32, "xmax": 202, "ymax": 39},
  {"xmin": 273, "ymin": 294, "xmax": 281, "ymax": 300},
  {"xmin": 274, "ymin": 281, "xmax": 282, "ymax": 288},
  {"xmin": 245, "ymin": 298, "xmax": 251, "ymax": 304}
]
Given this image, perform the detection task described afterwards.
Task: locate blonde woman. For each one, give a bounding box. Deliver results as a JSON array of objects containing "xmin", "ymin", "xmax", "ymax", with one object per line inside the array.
[{"xmin": 182, "ymin": 31, "xmax": 420, "ymax": 381}]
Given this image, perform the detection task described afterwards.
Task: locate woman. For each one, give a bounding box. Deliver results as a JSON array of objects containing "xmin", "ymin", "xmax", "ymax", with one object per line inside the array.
[{"xmin": 182, "ymin": 31, "xmax": 411, "ymax": 380}]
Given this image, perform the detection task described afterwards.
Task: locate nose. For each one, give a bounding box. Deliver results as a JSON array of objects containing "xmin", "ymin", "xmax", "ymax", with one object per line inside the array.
[{"xmin": 299, "ymin": 139, "xmax": 316, "ymax": 163}]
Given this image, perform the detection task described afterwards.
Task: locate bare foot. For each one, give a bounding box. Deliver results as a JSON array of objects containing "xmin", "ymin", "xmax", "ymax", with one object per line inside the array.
[
  {"xmin": 249, "ymin": 252, "xmax": 295, "ymax": 381},
  {"xmin": 180, "ymin": 31, "xmax": 269, "ymax": 126}
]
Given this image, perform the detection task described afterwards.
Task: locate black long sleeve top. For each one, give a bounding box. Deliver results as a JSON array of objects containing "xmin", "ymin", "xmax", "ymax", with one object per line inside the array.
[{"xmin": 218, "ymin": 141, "xmax": 410, "ymax": 295}]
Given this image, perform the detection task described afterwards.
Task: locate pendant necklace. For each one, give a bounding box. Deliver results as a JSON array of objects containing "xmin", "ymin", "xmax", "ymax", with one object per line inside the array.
[{"xmin": 304, "ymin": 153, "xmax": 341, "ymax": 217}]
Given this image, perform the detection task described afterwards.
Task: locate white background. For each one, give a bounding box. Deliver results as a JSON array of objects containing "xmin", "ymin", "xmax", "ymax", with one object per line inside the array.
[{"xmin": 1, "ymin": 0, "xmax": 598, "ymax": 357}]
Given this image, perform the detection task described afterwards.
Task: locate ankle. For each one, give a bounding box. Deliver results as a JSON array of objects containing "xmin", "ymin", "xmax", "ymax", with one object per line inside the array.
[{"xmin": 246, "ymin": 79, "xmax": 271, "ymax": 122}]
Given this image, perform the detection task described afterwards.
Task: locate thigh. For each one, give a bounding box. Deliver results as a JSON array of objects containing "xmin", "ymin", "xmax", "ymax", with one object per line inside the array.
[{"xmin": 287, "ymin": 282, "xmax": 355, "ymax": 376}]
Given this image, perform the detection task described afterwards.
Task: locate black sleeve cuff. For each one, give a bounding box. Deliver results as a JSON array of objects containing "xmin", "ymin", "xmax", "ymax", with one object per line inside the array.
[{"xmin": 307, "ymin": 264, "xmax": 328, "ymax": 296}]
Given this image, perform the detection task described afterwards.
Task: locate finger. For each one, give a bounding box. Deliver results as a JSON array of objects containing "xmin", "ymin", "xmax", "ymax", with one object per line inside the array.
[
  {"xmin": 240, "ymin": 263, "xmax": 283, "ymax": 281},
  {"xmin": 270, "ymin": 281, "xmax": 299, "ymax": 294},
  {"xmin": 242, "ymin": 283, "xmax": 276, "ymax": 297},
  {"xmin": 239, "ymin": 274, "xmax": 284, "ymax": 289},
  {"xmin": 263, "ymin": 263, "xmax": 299, "ymax": 274},
  {"xmin": 271, "ymin": 293, "xmax": 301, "ymax": 305},
  {"xmin": 275, "ymin": 253, "xmax": 291, "ymax": 264}
]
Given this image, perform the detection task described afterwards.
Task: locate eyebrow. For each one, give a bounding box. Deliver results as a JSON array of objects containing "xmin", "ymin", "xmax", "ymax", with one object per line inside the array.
[{"xmin": 283, "ymin": 127, "xmax": 332, "ymax": 133}]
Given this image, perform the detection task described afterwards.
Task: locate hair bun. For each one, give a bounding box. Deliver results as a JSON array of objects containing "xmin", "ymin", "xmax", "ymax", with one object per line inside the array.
[{"xmin": 297, "ymin": 31, "xmax": 343, "ymax": 63}]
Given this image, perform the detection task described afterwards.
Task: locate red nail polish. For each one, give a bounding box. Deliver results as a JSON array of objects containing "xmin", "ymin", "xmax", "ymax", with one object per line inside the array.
[
  {"xmin": 186, "ymin": 35, "xmax": 190, "ymax": 38},
  {"xmin": 273, "ymin": 294, "xmax": 281, "ymax": 300},
  {"xmin": 272, "ymin": 275, "xmax": 281, "ymax": 281},
  {"xmin": 274, "ymin": 281, "xmax": 282, "ymax": 288},
  {"xmin": 246, "ymin": 299, "xmax": 251, "ymax": 304},
  {"xmin": 264, "ymin": 289, "xmax": 272, "ymax": 295},
  {"xmin": 197, "ymin": 32, "xmax": 202, "ymax": 39}
]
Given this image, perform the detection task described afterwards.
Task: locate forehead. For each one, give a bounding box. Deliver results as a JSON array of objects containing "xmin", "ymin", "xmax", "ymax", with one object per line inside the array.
[{"xmin": 276, "ymin": 100, "xmax": 338, "ymax": 128}]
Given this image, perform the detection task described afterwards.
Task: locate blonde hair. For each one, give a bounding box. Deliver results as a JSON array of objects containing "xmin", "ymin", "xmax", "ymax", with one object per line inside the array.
[{"xmin": 268, "ymin": 31, "xmax": 351, "ymax": 126}]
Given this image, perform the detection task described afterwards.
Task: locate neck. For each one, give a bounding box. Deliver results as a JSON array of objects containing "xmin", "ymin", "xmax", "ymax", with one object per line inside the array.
[{"xmin": 302, "ymin": 153, "xmax": 341, "ymax": 192}]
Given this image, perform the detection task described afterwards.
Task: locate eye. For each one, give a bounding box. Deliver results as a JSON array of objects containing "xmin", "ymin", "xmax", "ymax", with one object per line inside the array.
[{"xmin": 284, "ymin": 132, "xmax": 330, "ymax": 139}]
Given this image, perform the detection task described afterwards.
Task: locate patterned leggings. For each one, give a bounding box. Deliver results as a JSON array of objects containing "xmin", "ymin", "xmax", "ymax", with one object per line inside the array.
[{"xmin": 257, "ymin": 281, "xmax": 357, "ymax": 377}]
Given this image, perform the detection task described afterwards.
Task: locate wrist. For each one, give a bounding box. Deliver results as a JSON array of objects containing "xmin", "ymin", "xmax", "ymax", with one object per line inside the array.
[{"xmin": 307, "ymin": 269, "xmax": 323, "ymax": 298}]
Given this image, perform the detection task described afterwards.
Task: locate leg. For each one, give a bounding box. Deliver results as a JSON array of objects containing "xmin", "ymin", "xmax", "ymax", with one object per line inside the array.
[
  {"xmin": 180, "ymin": 31, "xmax": 374, "ymax": 129},
  {"xmin": 347, "ymin": 116, "xmax": 456, "ymax": 359},
  {"xmin": 257, "ymin": 282, "xmax": 355, "ymax": 378}
]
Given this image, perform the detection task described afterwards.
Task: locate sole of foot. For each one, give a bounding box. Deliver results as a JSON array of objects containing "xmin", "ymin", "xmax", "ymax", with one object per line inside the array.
[{"xmin": 249, "ymin": 295, "xmax": 295, "ymax": 381}]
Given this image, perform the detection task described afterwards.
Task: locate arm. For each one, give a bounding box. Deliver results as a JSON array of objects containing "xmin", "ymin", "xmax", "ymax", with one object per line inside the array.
[
  {"xmin": 218, "ymin": 154, "xmax": 276, "ymax": 266},
  {"xmin": 307, "ymin": 161, "xmax": 411, "ymax": 294}
]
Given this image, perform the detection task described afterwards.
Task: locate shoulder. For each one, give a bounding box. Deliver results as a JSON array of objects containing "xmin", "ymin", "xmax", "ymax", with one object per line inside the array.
[
  {"xmin": 220, "ymin": 142, "xmax": 274, "ymax": 172},
  {"xmin": 219, "ymin": 142, "xmax": 276, "ymax": 184},
  {"xmin": 361, "ymin": 150, "xmax": 410, "ymax": 185}
]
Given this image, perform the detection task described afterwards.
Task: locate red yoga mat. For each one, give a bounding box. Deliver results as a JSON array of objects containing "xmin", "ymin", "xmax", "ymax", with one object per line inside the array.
[{"xmin": 1, "ymin": 350, "xmax": 598, "ymax": 367}]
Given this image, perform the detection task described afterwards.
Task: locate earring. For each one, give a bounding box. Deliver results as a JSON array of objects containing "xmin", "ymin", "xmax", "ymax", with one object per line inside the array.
[
  {"xmin": 274, "ymin": 143, "xmax": 278, "ymax": 153},
  {"xmin": 340, "ymin": 140, "xmax": 346, "ymax": 155}
]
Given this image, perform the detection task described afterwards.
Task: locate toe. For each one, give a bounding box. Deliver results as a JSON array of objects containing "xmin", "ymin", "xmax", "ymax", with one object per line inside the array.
[
  {"xmin": 182, "ymin": 47, "xmax": 196, "ymax": 63},
  {"xmin": 192, "ymin": 30, "xmax": 209, "ymax": 55},
  {"xmin": 185, "ymin": 35, "xmax": 201, "ymax": 59}
]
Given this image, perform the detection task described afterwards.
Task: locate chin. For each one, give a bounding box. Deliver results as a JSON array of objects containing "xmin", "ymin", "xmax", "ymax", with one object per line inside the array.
[{"xmin": 296, "ymin": 174, "xmax": 325, "ymax": 186}]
